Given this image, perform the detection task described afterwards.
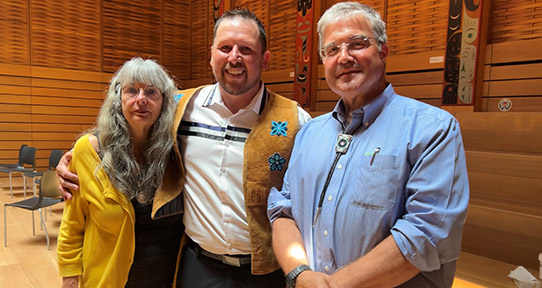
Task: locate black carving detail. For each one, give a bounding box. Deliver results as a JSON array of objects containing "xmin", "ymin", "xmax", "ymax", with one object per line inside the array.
[
  {"xmin": 297, "ymin": 65, "xmax": 308, "ymax": 84},
  {"xmin": 298, "ymin": 0, "xmax": 312, "ymax": 17},
  {"xmin": 464, "ymin": 0, "xmax": 480, "ymax": 12},
  {"xmin": 213, "ymin": 0, "xmax": 223, "ymax": 22},
  {"xmin": 442, "ymin": 84, "xmax": 458, "ymax": 104},
  {"xmin": 444, "ymin": 55, "xmax": 460, "ymax": 84},
  {"xmin": 447, "ymin": 32, "xmax": 462, "ymax": 57}
]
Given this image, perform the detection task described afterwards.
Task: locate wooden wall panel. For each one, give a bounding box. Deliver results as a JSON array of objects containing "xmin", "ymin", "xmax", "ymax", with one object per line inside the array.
[
  {"xmin": 482, "ymin": 40, "xmax": 542, "ymax": 112},
  {"xmin": 102, "ymin": 0, "xmax": 162, "ymax": 72},
  {"xmin": 269, "ymin": 0, "xmax": 296, "ymax": 71},
  {"xmin": 234, "ymin": 0, "xmax": 268, "ymax": 29},
  {"xmin": 262, "ymin": 68, "xmax": 295, "ymax": 100},
  {"xmin": 163, "ymin": 0, "xmax": 192, "ymax": 80},
  {"xmin": 491, "ymin": 0, "xmax": 542, "ymax": 43},
  {"xmin": 31, "ymin": 68, "xmax": 105, "ymax": 172},
  {"xmin": 1, "ymin": 0, "xmax": 29, "ymax": 65},
  {"xmin": 0, "ymin": 64, "xmax": 107, "ymax": 178},
  {"xmin": 462, "ymin": 205, "xmax": 542, "ymax": 271},
  {"xmin": 483, "ymin": 98, "xmax": 542, "ymax": 113},
  {"xmin": 190, "ymin": 0, "xmax": 212, "ymax": 79},
  {"xmin": 456, "ymin": 112, "xmax": 542, "ymax": 270},
  {"xmin": 325, "ymin": 0, "xmax": 385, "ymax": 16},
  {"xmin": 0, "ymin": 63, "xmax": 31, "ymax": 167},
  {"xmin": 458, "ymin": 112, "xmax": 542, "ymax": 154},
  {"xmin": 386, "ymin": 0, "xmax": 447, "ymax": 56},
  {"xmin": 30, "ymin": 0, "xmax": 101, "ymax": 71},
  {"xmin": 207, "ymin": 1, "xmax": 215, "ymax": 78}
]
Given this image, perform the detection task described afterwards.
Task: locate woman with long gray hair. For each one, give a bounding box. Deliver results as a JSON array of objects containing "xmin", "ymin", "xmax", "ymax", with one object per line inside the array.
[{"xmin": 57, "ymin": 57, "xmax": 184, "ymax": 288}]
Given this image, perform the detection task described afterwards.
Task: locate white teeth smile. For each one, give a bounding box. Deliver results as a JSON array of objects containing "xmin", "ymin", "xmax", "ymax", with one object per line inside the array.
[{"xmin": 228, "ymin": 70, "xmax": 244, "ymax": 75}]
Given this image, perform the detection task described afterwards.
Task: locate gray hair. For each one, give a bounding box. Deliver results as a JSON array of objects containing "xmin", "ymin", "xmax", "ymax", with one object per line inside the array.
[
  {"xmin": 317, "ymin": 2, "xmax": 387, "ymax": 57},
  {"xmin": 213, "ymin": 9, "xmax": 267, "ymax": 54},
  {"xmin": 95, "ymin": 57, "xmax": 176, "ymax": 204}
]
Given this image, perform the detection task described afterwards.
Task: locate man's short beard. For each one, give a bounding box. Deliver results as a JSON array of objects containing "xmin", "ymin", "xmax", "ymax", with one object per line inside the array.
[{"xmin": 217, "ymin": 75, "xmax": 260, "ymax": 96}]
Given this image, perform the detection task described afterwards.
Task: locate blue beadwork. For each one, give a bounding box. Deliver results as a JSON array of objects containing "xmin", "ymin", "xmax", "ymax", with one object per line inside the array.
[
  {"xmin": 174, "ymin": 93, "xmax": 184, "ymax": 102},
  {"xmin": 268, "ymin": 152, "xmax": 286, "ymax": 171},
  {"xmin": 270, "ymin": 121, "xmax": 288, "ymax": 137}
]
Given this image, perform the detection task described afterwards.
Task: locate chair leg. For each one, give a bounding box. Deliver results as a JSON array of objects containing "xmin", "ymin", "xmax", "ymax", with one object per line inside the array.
[
  {"xmin": 23, "ymin": 175, "xmax": 26, "ymax": 199},
  {"xmin": 31, "ymin": 210, "xmax": 35, "ymax": 236},
  {"xmin": 40, "ymin": 208, "xmax": 46, "ymax": 229},
  {"xmin": 9, "ymin": 172, "xmax": 12, "ymax": 198},
  {"xmin": 39, "ymin": 209, "xmax": 50, "ymax": 250},
  {"xmin": 4, "ymin": 205, "xmax": 7, "ymax": 247}
]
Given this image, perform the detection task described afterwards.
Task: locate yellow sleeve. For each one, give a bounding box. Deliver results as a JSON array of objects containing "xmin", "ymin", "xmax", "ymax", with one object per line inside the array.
[{"xmin": 57, "ymin": 135, "xmax": 93, "ymax": 277}]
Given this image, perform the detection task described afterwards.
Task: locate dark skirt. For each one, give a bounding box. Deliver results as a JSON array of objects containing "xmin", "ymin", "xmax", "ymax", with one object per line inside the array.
[{"xmin": 125, "ymin": 198, "xmax": 184, "ymax": 288}]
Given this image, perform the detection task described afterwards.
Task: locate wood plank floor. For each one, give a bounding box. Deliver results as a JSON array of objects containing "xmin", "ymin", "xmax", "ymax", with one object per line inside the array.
[
  {"xmin": 0, "ymin": 177, "xmax": 63, "ymax": 287},
  {"xmin": 1, "ymin": 177, "xmax": 539, "ymax": 287}
]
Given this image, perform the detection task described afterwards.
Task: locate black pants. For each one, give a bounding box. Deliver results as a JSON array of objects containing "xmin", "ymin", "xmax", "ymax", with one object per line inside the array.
[{"xmin": 177, "ymin": 241, "xmax": 285, "ymax": 288}]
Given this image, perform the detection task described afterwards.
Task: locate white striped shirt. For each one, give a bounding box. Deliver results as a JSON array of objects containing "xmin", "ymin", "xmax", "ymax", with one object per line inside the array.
[{"xmin": 179, "ymin": 82, "xmax": 310, "ymax": 255}]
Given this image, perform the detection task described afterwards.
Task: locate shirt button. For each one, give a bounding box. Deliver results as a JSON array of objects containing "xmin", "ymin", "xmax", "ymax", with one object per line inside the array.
[
  {"xmin": 323, "ymin": 230, "xmax": 328, "ymax": 236},
  {"xmin": 324, "ymin": 265, "xmax": 330, "ymax": 272},
  {"xmin": 337, "ymin": 164, "xmax": 342, "ymax": 170},
  {"xmin": 327, "ymin": 195, "xmax": 333, "ymax": 201}
]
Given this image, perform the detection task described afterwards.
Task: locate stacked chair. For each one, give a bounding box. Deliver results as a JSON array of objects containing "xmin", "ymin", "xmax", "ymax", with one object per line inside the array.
[
  {"xmin": 3, "ymin": 148, "xmax": 65, "ymax": 250},
  {"xmin": 0, "ymin": 145, "xmax": 37, "ymax": 198},
  {"xmin": 4, "ymin": 170, "xmax": 63, "ymax": 250},
  {"xmin": 0, "ymin": 144, "xmax": 27, "ymax": 168},
  {"xmin": 24, "ymin": 149, "xmax": 63, "ymax": 198}
]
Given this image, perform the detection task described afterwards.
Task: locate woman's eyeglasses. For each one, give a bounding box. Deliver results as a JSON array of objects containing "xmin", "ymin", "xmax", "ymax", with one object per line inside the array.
[{"xmin": 122, "ymin": 85, "xmax": 163, "ymax": 101}]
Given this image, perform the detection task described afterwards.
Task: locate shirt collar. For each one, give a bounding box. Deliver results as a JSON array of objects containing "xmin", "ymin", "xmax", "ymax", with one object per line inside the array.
[
  {"xmin": 203, "ymin": 82, "xmax": 267, "ymax": 115},
  {"xmin": 331, "ymin": 83, "xmax": 394, "ymax": 134}
]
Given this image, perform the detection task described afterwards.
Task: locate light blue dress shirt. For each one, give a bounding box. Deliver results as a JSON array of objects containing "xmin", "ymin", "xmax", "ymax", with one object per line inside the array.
[{"xmin": 268, "ymin": 84, "xmax": 469, "ymax": 287}]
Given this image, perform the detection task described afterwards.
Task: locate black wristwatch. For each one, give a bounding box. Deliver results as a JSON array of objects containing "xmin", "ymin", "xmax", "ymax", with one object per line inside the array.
[{"xmin": 285, "ymin": 264, "xmax": 312, "ymax": 288}]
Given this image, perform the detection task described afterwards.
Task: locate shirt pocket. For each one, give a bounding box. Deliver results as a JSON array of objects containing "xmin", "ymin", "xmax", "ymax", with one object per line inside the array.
[
  {"xmin": 348, "ymin": 154, "xmax": 398, "ymax": 211},
  {"xmin": 244, "ymin": 182, "xmax": 269, "ymax": 206}
]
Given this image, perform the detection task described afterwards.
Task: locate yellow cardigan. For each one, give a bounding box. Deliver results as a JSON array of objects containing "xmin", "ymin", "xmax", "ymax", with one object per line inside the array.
[{"xmin": 57, "ymin": 134, "xmax": 184, "ymax": 287}]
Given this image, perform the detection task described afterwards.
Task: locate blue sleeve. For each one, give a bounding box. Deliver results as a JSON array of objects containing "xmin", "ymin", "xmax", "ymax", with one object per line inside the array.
[
  {"xmin": 267, "ymin": 181, "xmax": 294, "ymax": 223},
  {"xmin": 391, "ymin": 117, "xmax": 470, "ymax": 271}
]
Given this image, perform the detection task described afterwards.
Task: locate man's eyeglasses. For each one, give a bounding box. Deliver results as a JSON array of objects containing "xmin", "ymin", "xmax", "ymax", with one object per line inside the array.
[
  {"xmin": 122, "ymin": 85, "xmax": 162, "ymax": 101},
  {"xmin": 321, "ymin": 36, "xmax": 377, "ymax": 58}
]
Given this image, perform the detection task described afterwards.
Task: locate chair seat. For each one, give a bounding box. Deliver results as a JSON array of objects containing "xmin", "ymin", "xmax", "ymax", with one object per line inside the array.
[
  {"xmin": 0, "ymin": 167, "xmax": 13, "ymax": 173},
  {"xmin": 23, "ymin": 171, "xmax": 44, "ymax": 178},
  {"xmin": 5, "ymin": 197, "xmax": 62, "ymax": 211},
  {"xmin": 0, "ymin": 166, "xmax": 34, "ymax": 173},
  {"xmin": 4, "ymin": 169, "xmax": 62, "ymax": 250},
  {"xmin": 0, "ymin": 163, "xmax": 20, "ymax": 168},
  {"xmin": 10, "ymin": 167, "xmax": 34, "ymax": 173}
]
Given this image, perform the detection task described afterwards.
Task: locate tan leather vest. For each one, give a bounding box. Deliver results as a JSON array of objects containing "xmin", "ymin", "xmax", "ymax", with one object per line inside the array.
[{"xmin": 173, "ymin": 85, "xmax": 300, "ymax": 274}]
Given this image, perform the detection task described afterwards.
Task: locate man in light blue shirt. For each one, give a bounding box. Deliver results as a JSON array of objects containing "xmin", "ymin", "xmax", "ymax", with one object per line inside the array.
[{"xmin": 267, "ymin": 2, "xmax": 469, "ymax": 287}]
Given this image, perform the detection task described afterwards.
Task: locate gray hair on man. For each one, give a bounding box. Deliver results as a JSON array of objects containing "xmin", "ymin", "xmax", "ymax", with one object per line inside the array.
[{"xmin": 317, "ymin": 1, "xmax": 388, "ymax": 57}]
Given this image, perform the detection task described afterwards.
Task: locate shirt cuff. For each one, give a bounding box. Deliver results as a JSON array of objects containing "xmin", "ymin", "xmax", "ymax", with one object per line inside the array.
[{"xmin": 267, "ymin": 186, "xmax": 293, "ymax": 223}]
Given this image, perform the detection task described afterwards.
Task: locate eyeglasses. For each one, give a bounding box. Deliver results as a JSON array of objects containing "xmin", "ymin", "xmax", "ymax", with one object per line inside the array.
[
  {"xmin": 321, "ymin": 36, "xmax": 377, "ymax": 58},
  {"xmin": 122, "ymin": 85, "xmax": 162, "ymax": 101}
]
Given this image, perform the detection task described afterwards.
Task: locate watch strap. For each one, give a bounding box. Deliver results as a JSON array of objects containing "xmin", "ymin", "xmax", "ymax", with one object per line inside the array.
[{"xmin": 286, "ymin": 264, "xmax": 312, "ymax": 288}]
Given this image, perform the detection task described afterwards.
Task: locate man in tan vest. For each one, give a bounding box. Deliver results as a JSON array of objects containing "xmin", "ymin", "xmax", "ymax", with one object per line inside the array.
[{"xmin": 57, "ymin": 9, "xmax": 310, "ymax": 288}]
